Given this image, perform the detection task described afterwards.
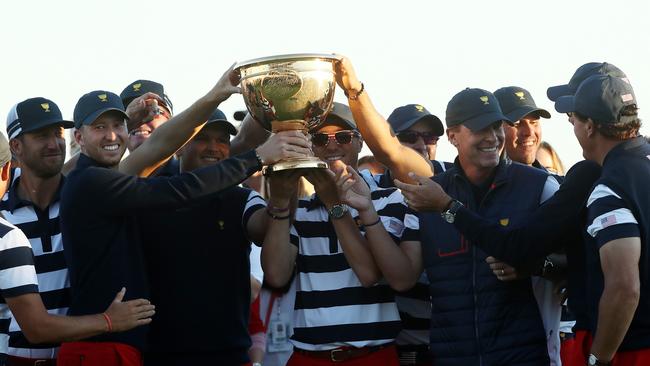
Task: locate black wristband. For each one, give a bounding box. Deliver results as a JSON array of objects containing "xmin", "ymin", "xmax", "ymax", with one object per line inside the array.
[
  {"xmin": 266, "ymin": 208, "xmax": 290, "ymax": 220},
  {"xmin": 360, "ymin": 217, "xmax": 381, "ymax": 230}
]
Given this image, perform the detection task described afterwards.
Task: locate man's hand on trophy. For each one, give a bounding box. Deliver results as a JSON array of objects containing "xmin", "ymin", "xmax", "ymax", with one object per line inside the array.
[
  {"xmin": 333, "ymin": 55, "xmax": 362, "ymax": 96},
  {"xmin": 125, "ymin": 92, "xmax": 167, "ymax": 132},
  {"xmin": 304, "ymin": 168, "xmax": 339, "ymax": 207},
  {"xmin": 206, "ymin": 63, "xmax": 242, "ymax": 104},
  {"xmin": 394, "ymin": 172, "xmax": 452, "ymax": 212},
  {"xmin": 255, "ymin": 131, "xmax": 312, "ymax": 165}
]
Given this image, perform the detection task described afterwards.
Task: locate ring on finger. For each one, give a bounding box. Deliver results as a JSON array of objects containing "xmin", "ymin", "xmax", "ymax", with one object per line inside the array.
[{"xmin": 500, "ymin": 269, "xmax": 505, "ymax": 275}]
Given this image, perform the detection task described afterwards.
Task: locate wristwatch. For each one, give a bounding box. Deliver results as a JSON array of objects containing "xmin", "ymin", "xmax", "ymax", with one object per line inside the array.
[
  {"xmin": 252, "ymin": 363, "xmax": 262, "ymax": 366},
  {"xmin": 441, "ymin": 200, "xmax": 463, "ymax": 224},
  {"xmin": 588, "ymin": 354, "xmax": 610, "ymax": 366},
  {"xmin": 328, "ymin": 204, "xmax": 349, "ymax": 219}
]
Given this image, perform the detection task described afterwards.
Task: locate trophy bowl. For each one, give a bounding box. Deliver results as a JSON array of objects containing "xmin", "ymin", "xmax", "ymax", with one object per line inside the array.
[{"xmin": 235, "ymin": 53, "xmax": 340, "ymax": 172}]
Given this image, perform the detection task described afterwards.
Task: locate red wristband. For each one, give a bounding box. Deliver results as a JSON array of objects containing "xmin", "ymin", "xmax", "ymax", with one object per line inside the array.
[{"xmin": 102, "ymin": 312, "xmax": 113, "ymax": 332}]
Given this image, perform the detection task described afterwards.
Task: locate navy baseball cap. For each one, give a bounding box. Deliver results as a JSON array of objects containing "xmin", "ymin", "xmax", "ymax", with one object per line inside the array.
[
  {"xmin": 547, "ymin": 62, "xmax": 627, "ymax": 102},
  {"xmin": 120, "ymin": 80, "xmax": 173, "ymax": 113},
  {"xmin": 554, "ymin": 75, "xmax": 637, "ymax": 124},
  {"xmin": 205, "ymin": 108, "xmax": 237, "ymax": 135},
  {"xmin": 73, "ymin": 91, "xmax": 129, "ymax": 129},
  {"xmin": 387, "ymin": 104, "xmax": 444, "ymax": 136},
  {"xmin": 494, "ymin": 87, "xmax": 551, "ymax": 122},
  {"xmin": 317, "ymin": 102, "xmax": 357, "ymax": 131},
  {"xmin": 6, "ymin": 97, "xmax": 74, "ymax": 139},
  {"xmin": 446, "ymin": 88, "xmax": 511, "ymax": 132}
]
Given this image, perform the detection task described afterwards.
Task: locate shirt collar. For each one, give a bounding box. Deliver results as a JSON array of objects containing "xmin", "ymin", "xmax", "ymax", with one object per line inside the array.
[{"xmin": 4, "ymin": 173, "xmax": 66, "ymax": 213}]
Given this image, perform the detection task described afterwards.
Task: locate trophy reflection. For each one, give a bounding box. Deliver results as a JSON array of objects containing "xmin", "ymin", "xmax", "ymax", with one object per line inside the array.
[{"xmin": 235, "ymin": 54, "xmax": 340, "ymax": 173}]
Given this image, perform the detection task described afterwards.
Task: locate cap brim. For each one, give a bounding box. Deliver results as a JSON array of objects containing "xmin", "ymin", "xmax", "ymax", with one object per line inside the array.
[
  {"xmin": 554, "ymin": 96, "xmax": 576, "ymax": 114},
  {"xmin": 505, "ymin": 107, "xmax": 551, "ymax": 122},
  {"xmin": 399, "ymin": 115, "xmax": 445, "ymax": 136},
  {"xmin": 463, "ymin": 111, "xmax": 512, "ymax": 132},
  {"xmin": 205, "ymin": 120, "xmax": 238, "ymax": 135},
  {"xmin": 547, "ymin": 84, "xmax": 572, "ymax": 102},
  {"xmin": 21, "ymin": 118, "xmax": 75, "ymax": 135},
  {"xmin": 78, "ymin": 108, "xmax": 129, "ymax": 129},
  {"xmin": 319, "ymin": 114, "xmax": 357, "ymax": 131}
]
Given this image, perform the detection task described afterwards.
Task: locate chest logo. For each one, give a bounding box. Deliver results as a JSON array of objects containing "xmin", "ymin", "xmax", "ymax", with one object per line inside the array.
[
  {"xmin": 217, "ymin": 220, "xmax": 225, "ymax": 230},
  {"xmin": 499, "ymin": 218, "xmax": 509, "ymax": 226}
]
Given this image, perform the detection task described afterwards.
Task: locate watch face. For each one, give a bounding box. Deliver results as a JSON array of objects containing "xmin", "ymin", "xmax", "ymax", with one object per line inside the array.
[
  {"xmin": 588, "ymin": 354, "xmax": 597, "ymax": 365},
  {"xmin": 329, "ymin": 204, "xmax": 348, "ymax": 219}
]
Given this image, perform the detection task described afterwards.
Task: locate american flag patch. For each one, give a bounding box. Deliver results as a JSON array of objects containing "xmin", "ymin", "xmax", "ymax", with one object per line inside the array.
[
  {"xmin": 600, "ymin": 214, "xmax": 618, "ymax": 228},
  {"xmin": 387, "ymin": 217, "xmax": 405, "ymax": 236}
]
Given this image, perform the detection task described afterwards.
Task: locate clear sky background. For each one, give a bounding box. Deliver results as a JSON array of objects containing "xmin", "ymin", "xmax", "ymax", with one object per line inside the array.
[{"xmin": 2, "ymin": 0, "xmax": 648, "ymax": 168}]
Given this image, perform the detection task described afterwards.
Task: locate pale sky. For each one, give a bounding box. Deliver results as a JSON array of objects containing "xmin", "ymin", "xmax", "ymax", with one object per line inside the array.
[{"xmin": 2, "ymin": 0, "xmax": 649, "ymax": 168}]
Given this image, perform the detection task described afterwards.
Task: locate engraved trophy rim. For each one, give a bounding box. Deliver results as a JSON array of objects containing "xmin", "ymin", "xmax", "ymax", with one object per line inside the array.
[{"xmin": 234, "ymin": 53, "xmax": 341, "ymax": 71}]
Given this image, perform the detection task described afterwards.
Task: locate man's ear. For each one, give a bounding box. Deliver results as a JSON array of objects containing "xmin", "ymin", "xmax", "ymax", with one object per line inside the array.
[
  {"xmin": 446, "ymin": 128, "xmax": 458, "ymax": 147},
  {"xmin": 585, "ymin": 118, "xmax": 596, "ymax": 138},
  {"xmin": 74, "ymin": 128, "xmax": 83, "ymax": 148},
  {"xmin": 9, "ymin": 138, "xmax": 21, "ymax": 157}
]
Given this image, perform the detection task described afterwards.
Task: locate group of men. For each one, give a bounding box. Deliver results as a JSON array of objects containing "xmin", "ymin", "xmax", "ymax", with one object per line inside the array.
[{"xmin": 0, "ymin": 57, "xmax": 646, "ymax": 366}]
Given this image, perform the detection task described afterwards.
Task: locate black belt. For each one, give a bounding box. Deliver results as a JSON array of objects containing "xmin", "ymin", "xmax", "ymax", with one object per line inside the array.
[{"xmin": 6, "ymin": 356, "xmax": 56, "ymax": 366}]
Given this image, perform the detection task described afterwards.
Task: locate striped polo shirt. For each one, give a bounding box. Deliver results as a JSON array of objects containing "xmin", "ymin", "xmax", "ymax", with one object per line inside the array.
[
  {"xmin": 0, "ymin": 172, "xmax": 68, "ymax": 359},
  {"xmin": 0, "ymin": 218, "xmax": 39, "ymax": 363},
  {"xmin": 289, "ymin": 171, "xmax": 419, "ymax": 351},
  {"xmin": 586, "ymin": 184, "xmax": 640, "ymax": 246}
]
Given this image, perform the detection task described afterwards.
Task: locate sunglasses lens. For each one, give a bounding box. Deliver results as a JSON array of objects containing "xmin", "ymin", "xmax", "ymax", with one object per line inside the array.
[
  {"xmin": 397, "ymin": 131, "xmax": 418, "ymax": 144},
  {"xmin": 312, "ymin": 134, "xmax": 329, "ymax": 147},
  {"xmin": 335, "ymin": 132, "xmax": 353, "ymax": 144},
  {"xmin": 421, "ymin": 132, "xmax": 439, "ymax": 144}
]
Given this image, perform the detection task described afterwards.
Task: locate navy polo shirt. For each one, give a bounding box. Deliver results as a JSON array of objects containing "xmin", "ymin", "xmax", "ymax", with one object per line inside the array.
[
  {"xmin": 60, "ymin": 151, "xmax": 261, "ymax": 350},
  {"xmin": 140, "ymin": 186, "xmax": 265, "ymax": 363}
]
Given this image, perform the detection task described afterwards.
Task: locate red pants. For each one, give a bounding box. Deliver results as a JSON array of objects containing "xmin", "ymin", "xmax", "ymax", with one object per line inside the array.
[
  {"xmin": 57, "ymin": 342, "xmax": 142, "ymax": 366},
  {"xmin": 560, "ymin": 330, "xmax": 650, "ymax": 366},
  {"xmin": 287, "ymin": 345, "xmax": 399, "ymax": 366}
]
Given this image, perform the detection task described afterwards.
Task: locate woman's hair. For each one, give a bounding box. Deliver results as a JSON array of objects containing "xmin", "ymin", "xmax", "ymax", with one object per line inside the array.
[{"xmin": 537, "ymin": 141, "xmax": 565, "ymax": 175}]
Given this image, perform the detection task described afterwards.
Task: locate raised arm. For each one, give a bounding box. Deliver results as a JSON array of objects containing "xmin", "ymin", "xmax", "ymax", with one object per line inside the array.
[
  {"xmin": 119, "ymin": 64, "xmax": 241, "ymax": 177},
  {"xmin": 336, "ymin": 166, "xmax": 422, "ymax": 290},
  {"xmin": 260, "ymin": 170, "xmax": 302, "ymax": 288},
  {"xmin": 334, "ymin": 56, "xmax": 433, "ymax": 182}
]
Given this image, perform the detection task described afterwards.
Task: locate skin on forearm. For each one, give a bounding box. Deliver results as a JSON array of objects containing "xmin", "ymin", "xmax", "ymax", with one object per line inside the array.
[
  {"xmin": 359, "ymin": 208, "xmax": 421, "ymax": 291},
  {"xmin": 260, "ymin": 204, "xmax": 297, "ymax": 288},
  {"xmin": 231, "ymin": 114, "xmax": 271, "ymax": 156},
  {"xmin": 348, "ymin": 93, "xmax": 433, "ymax": 182},
  {"xmin": 7, "ymin": 293, "xmax": 107, "ymax": 344},
  {"xmin": 120, "ymin": 94, "xmax": 222, "ymax": 177},
  {"xmin": 330, "ymin": 211, "xmax": 382, "ymax": 287},
  {"xmin": 591, "ymin": 237, "xmax": 641, "ymax": 361}
]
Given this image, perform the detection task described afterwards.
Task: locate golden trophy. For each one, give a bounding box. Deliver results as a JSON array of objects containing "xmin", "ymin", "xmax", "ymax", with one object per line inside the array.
[{"xmin": 235, "ymin": 53, "xmax": 339, "ymax": 172}]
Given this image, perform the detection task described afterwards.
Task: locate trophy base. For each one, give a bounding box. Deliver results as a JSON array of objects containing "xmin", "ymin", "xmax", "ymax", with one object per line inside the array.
[{"xmin": 263, "ymin": 158, "xmax": 328, "ymax": 175}]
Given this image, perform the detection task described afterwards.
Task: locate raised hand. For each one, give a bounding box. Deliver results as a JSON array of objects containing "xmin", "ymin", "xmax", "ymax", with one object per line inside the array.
[
  {"xmin": 304, "ymin": 167, "xmax": 339, "ymax": 207},
  {"xmin": 394, "ymin": 172, "xmax": 452, "ymax": 212},
  {"xmin": 125, "ymin": 92, "xmax": 167, "ymax": 132},
  {"xmin": 206, "ymin": 63, "xmax": 242, "ymax": 104},
  {"xmin": 335, "ymin": 164, "xmax": 372, "ymax": 212},
  {"xmin": 103, "ymin": 288, "xmax": 155, "ymax": 332},
  {"xmin": 333, "ymin": 55, "xmax": 362, "ymax": 95}
]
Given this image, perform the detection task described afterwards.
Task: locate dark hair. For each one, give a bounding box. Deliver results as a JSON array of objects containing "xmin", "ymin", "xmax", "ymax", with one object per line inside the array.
[{"xmin": 574, "ymin": 105, "xmax": 641, "ymax": 140}]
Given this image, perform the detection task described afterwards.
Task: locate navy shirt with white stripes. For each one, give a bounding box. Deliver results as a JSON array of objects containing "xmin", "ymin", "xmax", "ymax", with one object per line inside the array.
[{"xmin": 288, "ymin": 171, "xmax": 419, "ymax": 351}]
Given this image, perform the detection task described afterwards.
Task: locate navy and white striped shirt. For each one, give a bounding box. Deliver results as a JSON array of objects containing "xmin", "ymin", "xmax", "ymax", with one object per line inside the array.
[
  {"xmin": 289, "ymin": 171, "xmax": 419, "ymax": 350},
  {"xmin": 0, "ymin": 218, "xmax": 39, "ymax": 363},
  {"xmin": 0, "ymin": 172, "xmax": 67, "ymax": 359},
  {"xmin": 586, "ymin": 184, "xmax": 640, "ymax": 246}
]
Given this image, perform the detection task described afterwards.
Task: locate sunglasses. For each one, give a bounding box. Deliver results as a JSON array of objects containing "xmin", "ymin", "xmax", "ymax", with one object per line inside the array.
[
  {"xmin": 311, "ymin": 131, "xmax": 360, "ymax": 147},
  {"xmin": 396, "ymin": 131, "xmax": 440, "ymax": 145}
]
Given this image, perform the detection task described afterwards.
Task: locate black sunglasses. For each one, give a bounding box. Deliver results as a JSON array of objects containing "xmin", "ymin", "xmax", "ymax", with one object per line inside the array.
[
  {"xmin": 311, "ymin": 131, "xmax": 360, "ymax": 147},
  {"xmin": 396, "ymin": 131, "xmax": 440, "ymax": 145}
]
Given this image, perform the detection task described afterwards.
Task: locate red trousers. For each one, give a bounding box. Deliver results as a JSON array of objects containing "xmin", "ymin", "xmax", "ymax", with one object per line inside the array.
[
  {"xmin": 57, "ymin": 342, "xmax": 142, "ymax": 366},
  {"xmin": 560, "ymin": 330, "xmax": 650, "ymax": 366},
  {"xmin": 287, "ymin": 345, "xmax": 399, "ymax": 366}
]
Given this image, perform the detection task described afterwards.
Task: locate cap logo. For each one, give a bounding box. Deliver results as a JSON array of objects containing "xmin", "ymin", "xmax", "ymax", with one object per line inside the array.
[
  {"xmin": 98, "ymin": 94, "xmax": 108, "ymax": 102},
  {"xmin": 621, "ymin": 94, "xmax": 634, "ymax": 103},
  {"xmin": 132, "ymin": 83, "xmax": 142, "ymax": 91},
  {"xmin": 40, "ymin": 103, "xmax": 51, "ymax": 112},
  {"xmin": 514, "ymin": 91, "xmax": 526, "ymax": 100},
  {"xmin": 480, "ymin": 96, "xmax": 489, "ymax": 105},
  {"xmin": 499, "ymin": 218, "xmax": 509, "ymax": 226},
  {"xmin": 415, "ymin": 105, "xmax": 424, "ymax": 112}
]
